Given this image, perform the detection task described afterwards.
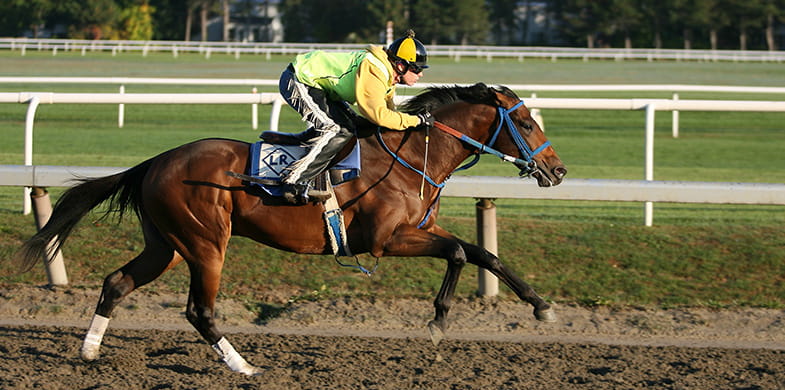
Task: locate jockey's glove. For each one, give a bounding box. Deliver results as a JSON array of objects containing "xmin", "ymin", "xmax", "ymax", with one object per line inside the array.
[{"xmin": 417, "ymin": 111, "xmax": 435, "ymax": 129}]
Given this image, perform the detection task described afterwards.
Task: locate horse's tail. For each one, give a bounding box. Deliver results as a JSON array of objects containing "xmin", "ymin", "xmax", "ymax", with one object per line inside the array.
[{"xmin": 13, "ymin": 158, "xmax": 154, "ymax": 274}]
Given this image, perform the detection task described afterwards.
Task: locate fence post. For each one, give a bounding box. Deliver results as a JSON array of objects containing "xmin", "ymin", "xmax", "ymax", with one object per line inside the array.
[
  {"xmin": 476, "ymin": 198, "xmax": 499, "ymax": 297},
  {"xmin": 118, "ymin": 85, "xmax": 125, "ymax": 128},
  {"xmin": 644, "ymin": 104, "xmax": 656, "ymax": 226},
  {"xmin": 270, "ymin": 96, "xmax": 283, "ymax": 131},
  {"xmin": 30, "ymin": 187, "xmax": 69, "ymax": 286},
  {"xmin": 23, "ymin": 96, "xmax": 41, "ymax": 215},
  {"xmin": 672, "ymin": 93, "xmax": 679, "ymax": 138},
  {"xmin": 251, "ymin": 87, "xmax": 259, "ymax": 130}
]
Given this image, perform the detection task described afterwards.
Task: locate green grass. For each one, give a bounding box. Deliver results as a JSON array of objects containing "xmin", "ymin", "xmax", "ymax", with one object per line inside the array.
[{"xmin": 1, "ymin": 49, "xmax": 784, "ymax": 310}]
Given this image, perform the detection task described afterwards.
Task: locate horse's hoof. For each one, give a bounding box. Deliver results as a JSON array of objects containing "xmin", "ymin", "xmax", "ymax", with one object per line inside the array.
[
  {"xmin": 81, "ymin": 344, "xmax": 100, "ymax": 361},
  {"xmin": 241, "ymin": 365, "xmax": 264, "ymax": 376},
  {"xmin": 534, "ymin": 307, "xmax": 557, "ymax": 323},
  {"xmin": 427, "ymin": 321, "xmax": 445, "ymax": 347}
]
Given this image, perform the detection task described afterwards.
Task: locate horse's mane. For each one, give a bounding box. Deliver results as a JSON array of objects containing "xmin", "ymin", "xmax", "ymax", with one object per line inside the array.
[{"xmin": 399, "ymin": 82, "xmax": 519, "ymax": 115}]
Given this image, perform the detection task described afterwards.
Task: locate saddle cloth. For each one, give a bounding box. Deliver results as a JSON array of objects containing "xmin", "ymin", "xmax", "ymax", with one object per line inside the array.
[{"xmin": 247, "ymin": 139, "xmax": 361, "ymax": 197}]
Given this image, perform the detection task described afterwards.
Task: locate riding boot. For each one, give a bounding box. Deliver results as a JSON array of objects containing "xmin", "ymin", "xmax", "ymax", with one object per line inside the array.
[{"xmin": 281, "ymin": 128, "xmax": 355, "ymax": 204}]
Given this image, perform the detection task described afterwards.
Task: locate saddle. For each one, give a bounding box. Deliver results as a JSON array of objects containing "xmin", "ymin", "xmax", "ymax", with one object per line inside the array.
[{"xmin": 225, "ymin": 131, "xmax": 361, "ymax": 200}]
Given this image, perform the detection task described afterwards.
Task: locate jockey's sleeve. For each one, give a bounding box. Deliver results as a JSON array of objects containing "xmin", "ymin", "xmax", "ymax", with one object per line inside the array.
[{"xmin": 355, "ymin": 58, "xmax": 421, "ymax": 130}]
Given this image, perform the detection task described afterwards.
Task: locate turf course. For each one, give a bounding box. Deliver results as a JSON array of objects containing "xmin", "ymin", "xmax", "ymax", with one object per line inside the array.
[{"xmin": 0, "ymin": 49, "xmax": 783, "ymax": 309}]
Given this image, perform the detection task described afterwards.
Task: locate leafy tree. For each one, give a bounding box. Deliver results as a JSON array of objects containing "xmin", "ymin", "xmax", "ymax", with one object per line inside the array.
[
  {"xmin": 454, "ymin": 0, "xmax": 490, "ymax": 44},
  {"xmin": 409, "ymin": 0, "xmax": 444, "ymax": 44},
  {"xmin": 607, "ymin": 0, "xmax": 642, "ymax": 48},
  {"xmin": 363, "ymin": 0, "xmax": 409, "ymax": 43},
  {"xmin": 1, "ymin": 0, "xmax": 57, "ymax": 38},
  {"xmin": 762, "ymin": 0, "xmax": 785, "ymax": 50},
  {"xmin": 638, "ymin": 0, "xmax": 673, "ymax": 48},
  {"xmin": 119, "ymin": 1, "xmax": 155, "ymax": 40},
  {"xmin": 58, "ymin": 0, "xmax": 121, "ymax": 39},
  {"xmin": 550, "ymin": 0, "xmax": 617, "ymax": 48},
  {"xmin": 146, "ymin": 0, "xmax": 188, "ymax": 40}
]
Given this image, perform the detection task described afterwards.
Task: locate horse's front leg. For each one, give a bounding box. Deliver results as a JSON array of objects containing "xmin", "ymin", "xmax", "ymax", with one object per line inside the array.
[
  {"xmin": 458, "ymin": 239, "xmax": 556, "ymax": 322},
  {"xmin": 382, "ymin": 225, "xmax": 467, "ymax": 346}
]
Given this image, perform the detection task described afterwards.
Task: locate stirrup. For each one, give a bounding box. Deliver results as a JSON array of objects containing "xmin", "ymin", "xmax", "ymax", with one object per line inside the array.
[
  {"xmin": 281, "ymin": 175, "xmax": 332, "ymax": 205},
  {"xmin": 308, "ymin": 173, "xmax": 331, "ymax": 202},
  {"xmin": 281, "ymin": 183, "xmax": 309, "ymax": 204}
]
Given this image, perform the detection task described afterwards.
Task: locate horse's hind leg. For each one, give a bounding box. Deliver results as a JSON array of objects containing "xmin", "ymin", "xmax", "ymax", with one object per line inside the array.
[
  {"xmin": 458, "ymin": 239, "xmax": 556, "ymax": 322},
  {"xmin": 182, "ymin": 257, "xmax": 261, "ymax": 376},
  {"xmin": 81, "ymin": 219, "xmax": 181, "ymax": 361}
]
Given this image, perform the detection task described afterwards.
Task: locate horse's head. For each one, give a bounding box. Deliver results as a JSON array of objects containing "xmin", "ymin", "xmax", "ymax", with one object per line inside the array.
[
  {"xmin": 403, "ymin": 83, "xmax": 566, "ymax": 187},
  {"xmin": 489, "ymin": 85, "xmax": 566, "ymax": 187}
]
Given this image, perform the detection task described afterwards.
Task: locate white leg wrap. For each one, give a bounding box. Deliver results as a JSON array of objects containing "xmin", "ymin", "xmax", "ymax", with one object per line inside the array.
[
  {"xmin": 211, "ymin": 337, "xmax": 260, "ymax": 375},
  {"xmin": 81, "ymin": 314, "xmax": 110, "ymax": 361}
]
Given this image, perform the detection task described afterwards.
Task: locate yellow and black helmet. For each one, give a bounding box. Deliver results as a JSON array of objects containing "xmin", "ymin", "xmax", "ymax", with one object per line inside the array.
[{"xmin": 387, "ymin": 29, "xmax": 428, "ymax": 73}]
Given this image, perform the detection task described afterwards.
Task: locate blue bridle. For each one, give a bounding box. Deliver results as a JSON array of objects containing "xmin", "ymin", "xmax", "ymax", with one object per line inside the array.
[
  {"xmin": 488, "ymin": 100, "xmax": 551, "ymax": 175},
  {"xmin": 377, "ymin": 99, "xmax": 551, "ymax": 187},
  {"xmin": 375, "ymin": 99, "xmax": 550, "ymax": 229}
]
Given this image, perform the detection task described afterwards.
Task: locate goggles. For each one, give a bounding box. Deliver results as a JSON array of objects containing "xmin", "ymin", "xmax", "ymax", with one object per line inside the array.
[{"xmin": 408, "ymin": 62, "xmax": 428, "ymax": 74}]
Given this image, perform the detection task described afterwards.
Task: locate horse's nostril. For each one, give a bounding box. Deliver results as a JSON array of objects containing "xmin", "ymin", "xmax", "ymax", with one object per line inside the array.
[{"xmin": 553, "ymin": 166, "xmax": 567, "ymax": 179}]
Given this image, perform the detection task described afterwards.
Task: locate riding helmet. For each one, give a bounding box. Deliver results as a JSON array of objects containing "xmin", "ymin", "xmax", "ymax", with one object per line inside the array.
[{"xmin": 387, "ymin": 29, "xmax": 429, "ymax": 72}]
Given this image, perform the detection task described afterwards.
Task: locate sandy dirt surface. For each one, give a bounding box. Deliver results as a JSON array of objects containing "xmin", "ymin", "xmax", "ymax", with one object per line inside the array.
[{"xmin": 1, "ymin": 284, "xmax": 784, "ymax": 389}]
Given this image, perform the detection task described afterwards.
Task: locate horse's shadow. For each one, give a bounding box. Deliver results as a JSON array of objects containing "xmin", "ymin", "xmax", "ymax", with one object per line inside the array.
[{"xmin": 252, "ymin": 302, "xmax": 289, "ymax": 325}]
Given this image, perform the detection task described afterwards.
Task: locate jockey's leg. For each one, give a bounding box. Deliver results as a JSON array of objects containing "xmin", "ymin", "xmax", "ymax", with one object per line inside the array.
[
  {"xmin": 278, "ymin": 68, "xmax": 356, "ymax": 203},
  {"xmin": 282, "ymin": 123, "xmax": 354, "ymax": 184}
]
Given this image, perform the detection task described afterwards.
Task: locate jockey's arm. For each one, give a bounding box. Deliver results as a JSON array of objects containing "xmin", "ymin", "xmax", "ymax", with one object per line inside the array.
[{"xmin": 355, "ymin": 59, "xmax": 421, "ymax": 131}]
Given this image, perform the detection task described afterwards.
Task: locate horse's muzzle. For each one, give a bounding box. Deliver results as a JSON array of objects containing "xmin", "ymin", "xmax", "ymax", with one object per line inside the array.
[{"xmin": 530, "ymin": 164, "xmax": 567, "ymax": 187}]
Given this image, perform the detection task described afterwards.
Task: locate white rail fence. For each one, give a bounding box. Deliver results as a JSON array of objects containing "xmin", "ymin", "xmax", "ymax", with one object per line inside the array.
[
  {"xmin": 2, "ymin": 89, "xmax": 785, "ymax": 223},
  {"xmin": 2, "ymin": 166, "xmax": 784, "ymax": 292},
  {"xmin": 4, "ymin": 77, "xmax": 785, "ymax": 137},
  {"xmin": 5, "ymin": 165, "xmax": 783, "ymax": 205},
  {"xmin": 3, "ymin": 38, "xmax": 785, "ymax": 62}
]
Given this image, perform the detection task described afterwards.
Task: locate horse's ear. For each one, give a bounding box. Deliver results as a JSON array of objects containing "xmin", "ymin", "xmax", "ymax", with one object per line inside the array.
[{"xmin": 491, "ymin": 85, "xmax": 520, "ymax": 106}]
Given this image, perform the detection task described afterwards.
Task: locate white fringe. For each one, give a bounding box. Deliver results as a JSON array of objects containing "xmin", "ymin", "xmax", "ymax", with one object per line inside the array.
[{"xmin": 283, "ymin": 77, "xmax": 342, "ymax": 184}]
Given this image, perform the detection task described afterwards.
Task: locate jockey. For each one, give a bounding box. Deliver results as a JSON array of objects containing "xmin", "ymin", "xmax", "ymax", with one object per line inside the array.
[{"xmin": 277, "ymin": 29, "xmax": 435, "ymax": 204}]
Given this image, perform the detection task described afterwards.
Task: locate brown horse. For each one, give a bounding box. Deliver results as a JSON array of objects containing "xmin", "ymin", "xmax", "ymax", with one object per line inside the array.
[{"xmin": 14, "ymin": 83, "xmax": 566, "ymax": 375}]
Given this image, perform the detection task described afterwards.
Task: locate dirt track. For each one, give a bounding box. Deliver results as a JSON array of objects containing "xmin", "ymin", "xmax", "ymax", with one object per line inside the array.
[{"xmin": 1, "ymin": 285, "xmax": 784, "ymax": 389}]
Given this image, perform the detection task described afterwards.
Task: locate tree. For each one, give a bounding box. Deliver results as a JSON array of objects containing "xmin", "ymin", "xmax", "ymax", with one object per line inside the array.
[
  {"xmin": 2, "ymin": 0, "xmax": 57, "ymax": 38},
  {"xmin": 761, "ymin": 0, "xmax": 785, "ymax": 50},
  {"xmin": 639, "ymin": 0, "xmax": 673, "ymax": 48},
  {"xmin": 722, "ymin": 0, "xmax": 763, "ymax": 50},
  {"xmin": 671, "ymin": 0, "xmax": 714, "ymax": 49},
  {"xmin": 362, "ymin": 0, "xmax": 410, "ymax": 43},
  {"xmin": 58, "ymin": 0, "xmax": 121, "ymax": 39},
  {"xmin": 550, "ymin": 0, "xmax": 617, "ymax": 48},
  {"xmin": 409, "ymin": 0, "xmax": 444, "ymax": 44},
  {"xmin": 487, "ymin": 0, "xmax": 519, "ymax": 45},
  {"xmin": 606, "ymin": 0, "xmax": 642, "ymax": 48},
  {"xmin": 454, "ymin": 0, "xmax": 490, "ymax": 44},
  {"xmin": 198, "ymin": 0, "xmax": 219, "ymax": 41},
  {"xmin": 119, "ymin": 0, "xmax": 155, "ymax": 40}
]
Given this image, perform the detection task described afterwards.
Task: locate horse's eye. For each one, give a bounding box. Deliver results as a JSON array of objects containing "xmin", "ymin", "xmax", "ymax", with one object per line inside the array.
[{"xmin": 521, "ymin": 121, "xmax": 533, "ymax": 131}]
